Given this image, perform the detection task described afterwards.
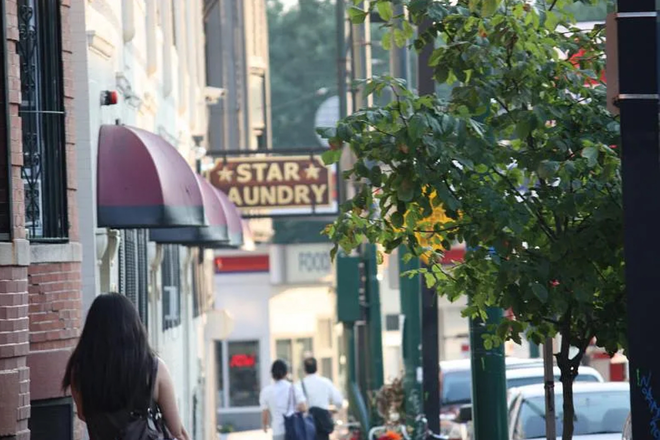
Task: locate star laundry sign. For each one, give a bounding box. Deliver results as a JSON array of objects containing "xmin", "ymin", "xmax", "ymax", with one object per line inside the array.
[{"xmin": 207, "ymin": 156, "xmax": 333, "ymax": 212}]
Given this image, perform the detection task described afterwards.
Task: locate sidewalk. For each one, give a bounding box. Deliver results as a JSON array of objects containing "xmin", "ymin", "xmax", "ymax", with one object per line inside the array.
[{"xmin": 222, "ymin": 431, "xmax": 271, "ymax": 440}]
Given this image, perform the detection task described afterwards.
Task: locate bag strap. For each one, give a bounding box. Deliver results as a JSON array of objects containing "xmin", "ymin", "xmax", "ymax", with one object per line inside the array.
[
  {"xmin": 287, "ymin": 382, "xmax": 296, "ymax": 413},
  {"xmin": 301, "ymin": 378, "xmax": 308, "ymax": 399}
]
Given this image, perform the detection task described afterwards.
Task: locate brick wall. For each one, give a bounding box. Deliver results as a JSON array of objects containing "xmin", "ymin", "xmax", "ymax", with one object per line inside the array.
[
  {"xmin": 0, "ymin": 266, "xmax": 30, "ymax": 440},
  {"xmin": 0, "ymin": 0, "xmax": 83, "ymax": 439}
]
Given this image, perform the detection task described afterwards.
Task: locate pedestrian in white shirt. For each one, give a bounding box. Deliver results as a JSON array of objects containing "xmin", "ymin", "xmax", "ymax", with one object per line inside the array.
[
  {"xmin": 298, "ymin": 357, "xmax": 344, "ymax": 440},
  {"xmin": 260, "ymin": 360, "xmax": 307, "ymax": 440}
]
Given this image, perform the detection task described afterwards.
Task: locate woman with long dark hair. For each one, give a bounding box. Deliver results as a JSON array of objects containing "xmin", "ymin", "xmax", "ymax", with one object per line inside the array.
[{"xmin": 62, "ymin": 293, "xmax": 189, "ymax": 440}]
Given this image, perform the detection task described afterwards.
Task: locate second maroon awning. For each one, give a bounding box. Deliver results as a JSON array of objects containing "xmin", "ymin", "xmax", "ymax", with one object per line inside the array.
[
  {"xmin": 149, "ymin": 175, "xmax": 231, "ymax": 246},
  {"xmin": 149, "ymin": 174, "xmax": 245, "ymax": 248}
]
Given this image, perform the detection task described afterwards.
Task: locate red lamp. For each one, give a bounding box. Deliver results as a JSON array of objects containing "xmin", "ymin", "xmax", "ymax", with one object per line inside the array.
[{"xmin": 101, "ymin": 90, "xmax": 119, "ymax": 106}]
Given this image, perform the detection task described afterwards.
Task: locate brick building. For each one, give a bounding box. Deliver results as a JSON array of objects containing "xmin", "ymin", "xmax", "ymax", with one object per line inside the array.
[{"xmin": 0, "ymin": 0, "xmax": 84, "ymax": 439}]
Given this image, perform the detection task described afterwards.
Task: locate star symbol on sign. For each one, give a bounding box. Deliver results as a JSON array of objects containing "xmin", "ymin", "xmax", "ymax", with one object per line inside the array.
[
  {"xmin": 217, "ymin": 167, "xmax": 234, "ymax": 182},
  {"xmin": 304, "ymin": 162, "xmax": 321, "ymax": 180}
]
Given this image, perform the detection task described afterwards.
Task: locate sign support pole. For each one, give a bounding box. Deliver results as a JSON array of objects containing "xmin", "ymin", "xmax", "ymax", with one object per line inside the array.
[{"xmin": 616, "ymin": 1, "xmax": 660, "ymax": 438}]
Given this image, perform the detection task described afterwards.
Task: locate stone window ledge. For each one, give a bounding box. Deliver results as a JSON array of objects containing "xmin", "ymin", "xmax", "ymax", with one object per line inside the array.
[{"xmin": 0, "ymin": 240, "xmax": 82, "ymax": 266}]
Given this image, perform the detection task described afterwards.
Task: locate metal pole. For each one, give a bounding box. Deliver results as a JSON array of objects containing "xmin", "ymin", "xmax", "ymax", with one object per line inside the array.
[
  {"xmin": 543, "ymin": 338, "xmax": 556, "ymax": 440},
  {"xmin": 421, "ymin": 267, "xmax": 440, "ymax": 435},
  {"xmin": 365, "ymin": 244, "xmax": 385, "ymax": 393},
  {"xmin": 399, "ymin": 247, "xmax": 424, "ymax": 439},
  {"xmin": 417, "ymin": 18, "xmax": 441, "ymax": 436},
  {"xmin": 469, "ymin": 307, "xmax": 508, "ymax": 440},
  {"xmin": 617, "ymin": 1, "xmax": 660, "ymax": 438}
]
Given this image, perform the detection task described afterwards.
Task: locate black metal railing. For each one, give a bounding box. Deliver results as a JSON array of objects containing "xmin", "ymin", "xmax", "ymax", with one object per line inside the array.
[
  {"xmin": 17, "ymin": 0, "xmax": 68, "ymax": 241},
  {"xmin": 162, "ymin": 244, "xmax": 181, "ymax": 330}
]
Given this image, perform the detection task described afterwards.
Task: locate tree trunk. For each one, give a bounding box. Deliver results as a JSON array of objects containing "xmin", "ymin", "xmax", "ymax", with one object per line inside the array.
[{"xmin": 560, "ymin": 369, "xmax": 575, "ymax": 440}]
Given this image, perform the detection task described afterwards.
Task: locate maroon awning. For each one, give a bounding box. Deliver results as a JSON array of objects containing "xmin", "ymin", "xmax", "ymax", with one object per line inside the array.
[
  {"xmin": 214, "ymin": 187, "xmax": 243, "ymax": 247},
  {"xmin": 97, "ymin": 125, "xmax": 205, "ymax": 228},
  {"xmin": 149, "ymin": 175, "xmax": 235, "ymax": 246}
]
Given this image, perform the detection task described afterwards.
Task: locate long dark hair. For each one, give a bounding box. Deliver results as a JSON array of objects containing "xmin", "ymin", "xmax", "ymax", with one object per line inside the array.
[{"xmin": 62, "ymin": 292, "xmax": 155, "ymax": 414}]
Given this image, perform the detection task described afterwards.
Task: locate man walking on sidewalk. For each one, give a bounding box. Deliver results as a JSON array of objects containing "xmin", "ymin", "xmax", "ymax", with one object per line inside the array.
[{"xmin": 299, "ymin": 357, "xmax": 344, "ymax": 440}]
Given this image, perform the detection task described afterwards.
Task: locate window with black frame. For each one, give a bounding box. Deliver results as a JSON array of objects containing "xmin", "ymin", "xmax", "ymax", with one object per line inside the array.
[
  {"xmin": 162, "ymin": 245, "xmax": 181, "ymax": 330},
  {"xmin": 117, "ymin": 230, "xmax": 149, "ymax": 326},
  {"xmin": 17, "ymin": 0, "xmax": 68, "ymax": 241},
  {"xmin": 227, "ymin": 340, "xmax": 260, "ymax": 407}
]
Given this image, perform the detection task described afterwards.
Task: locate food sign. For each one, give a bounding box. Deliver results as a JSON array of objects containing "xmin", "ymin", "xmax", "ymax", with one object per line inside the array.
[{"xmin": 207, "ymin": 156, "xmax": 333, "ymax": 213}]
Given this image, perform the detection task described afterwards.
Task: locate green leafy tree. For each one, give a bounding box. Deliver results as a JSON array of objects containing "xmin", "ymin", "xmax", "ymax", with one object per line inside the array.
[
  {"xmin": 322, "ymin": 1, "xmax": 624, "ymax": 439},
  {"xmin": 267, "ymin": 0, "xmax": 337, "ymax": 149}
]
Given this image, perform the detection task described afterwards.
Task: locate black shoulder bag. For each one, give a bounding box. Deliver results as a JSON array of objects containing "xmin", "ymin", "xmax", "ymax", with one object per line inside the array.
[{"xmin": 301, "ymin": 380, "xmax": 335, "ymax": 435}]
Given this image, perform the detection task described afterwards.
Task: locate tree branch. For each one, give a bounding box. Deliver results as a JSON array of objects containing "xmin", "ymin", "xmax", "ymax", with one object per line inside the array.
[{"xmin": 491, "ymin": 167, "xmax": 558, "ymax": 241}]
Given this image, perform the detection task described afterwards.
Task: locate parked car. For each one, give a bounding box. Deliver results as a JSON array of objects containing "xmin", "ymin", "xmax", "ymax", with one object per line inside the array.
[
  {"xmin": 508, "ymin": 382, "xmax": 630, "ymax": 440},
  {"xmin": 440, "ymin": 358, "xmax": 604, "ymax": 419},
  {"xmin": 506, "ymin": 365, "xmax": 604, "ymax": 389},
  {"xmin": 622, "ymin": 413, "xmax": 631, "ymax": 440}
]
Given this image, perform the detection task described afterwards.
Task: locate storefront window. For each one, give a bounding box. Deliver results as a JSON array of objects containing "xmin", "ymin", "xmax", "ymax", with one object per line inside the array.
[
  {"xmin": 228, "ymin": 340, "xmax": 260, "ymax": 407},
  {"xmin": 276, "ymin": 339, "xmax": 293, "ymax": 369},
  {"xmin": 321, "ymin": 357, "xmax": 333, "ymax": 382},
  {"xmin": 294, "ymin": 338, "xmax": 313, "ymax": 380}
]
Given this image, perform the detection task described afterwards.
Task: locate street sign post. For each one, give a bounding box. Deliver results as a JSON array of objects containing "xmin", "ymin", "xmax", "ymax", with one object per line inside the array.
[{"xmin": 615, "ymin": 1, "xmax": 660, "ymax": 439}]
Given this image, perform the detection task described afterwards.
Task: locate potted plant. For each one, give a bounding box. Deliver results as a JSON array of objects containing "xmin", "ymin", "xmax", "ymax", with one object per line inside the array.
[{"xmin": 217, "ymin": 423, "xmax": 234, "ymax": 440}]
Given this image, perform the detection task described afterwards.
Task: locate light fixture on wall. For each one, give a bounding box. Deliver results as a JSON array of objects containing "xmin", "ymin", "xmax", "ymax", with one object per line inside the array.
[
  {"xmin": 100, "ymin": 90, "xmax": 118, "ymax": 106},
  {"xmin": 193, "ymin": 135, "xmax": 207, "ymax": 174}
]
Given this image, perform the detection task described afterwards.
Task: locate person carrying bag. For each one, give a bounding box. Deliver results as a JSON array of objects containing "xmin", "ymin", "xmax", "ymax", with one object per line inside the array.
[
  {"xmin": 284, "ymin": 382, "xmax": 316, "ymax": 440},
  {"xmin": 299, "ymin": 357, "xmax": 343, "ymax": 440},
  {"xmin": 62, "ymin": 293, "xmax": 189, "ymax": 440}
]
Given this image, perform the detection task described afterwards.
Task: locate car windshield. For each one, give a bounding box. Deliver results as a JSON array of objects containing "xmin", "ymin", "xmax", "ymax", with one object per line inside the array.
[
  {"xmin": 507, "ymin": 373, "xmax": 599, "ymax": 389},
  {"xmin": 515, "ymin": 391, "xmax": 630, "ymax": 439},
  {"xmin": 442, "ymin": 370, "xmax": 472, "ymax": 405}
]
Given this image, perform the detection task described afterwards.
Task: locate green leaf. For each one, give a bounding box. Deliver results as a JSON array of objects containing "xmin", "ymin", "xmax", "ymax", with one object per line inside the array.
[
  {"xmin": 544, "ymin": 11, "xmax": 560, "ymax": 30},
  {"xmin": 397, "ymin": 180, "xmax": 415, "ymax": 202},
  {"xmin": 434, "ymin": 65, "xmax": 449, "ymax": 83},
  {"xmin": 402, "ymin": 21, "xmax": 415, "ymax": 40},
  {"xmin": 381, "ymin": 31, "xmax": 393, "ymax": 51},
  {"xmin": 391, "ymin": 211, "xmax": 404, "ymax": 228},
  {"xmin": 575, "ymin": 287, "xmax": 594, "ymax": 303},
  {"xmin": 321, "ymin": 148, "xmax": 342, "ymax": 165},
  {"xmin": 581, "ymin": 145, "xmax": 599, "ymax": 167},
  {"xmin": 531, "ymin": 283, "xmax": 549, "ymax": 303},
  {"xmin": 537, "ymin": 160, "xmax": 560, "ymax": 179},
  {"xmin": 393, "ymin": 29, "xmax": 407, "ymax": 48},
  {"xmin": 376, "ymin": 251, "xmax": 385, "ymax": 265},
  {"xmin": 408, "ymin": 114, "xmax": 429, "ymax": 141},
  {"xmin": 429, "ymin": 49, "xmax": 443, "ymax": 67},
  {"xmin": 424, "ymin": 272, "xmax": 436, "ymax": 289},
  {"xmin": 515, "ymin": 118, "xmax": 533, "ymax": 139},
  {"xmin": 376, "ymin": 2, "xmax": 393, "ymax": 21},
  {"xmin": 482, "ymin": 0, "xmax": 501, "ymax": 16},
  {"xmin": 347, "ymin": 6, "xmax": 368, "ymax": 23}
]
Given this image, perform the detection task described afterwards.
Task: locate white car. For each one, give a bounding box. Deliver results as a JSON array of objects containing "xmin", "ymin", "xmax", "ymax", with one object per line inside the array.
[
  {"xmin": 441, "ymin": 358, "xmax": 603, "ymax": 417},
  {"xmin": 506, "ymin": 365, "xmax": 604, "ymax": 389},
  {"xmin": 508, "ymin": 382, "xmax": 630, "ymax": 440}
]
